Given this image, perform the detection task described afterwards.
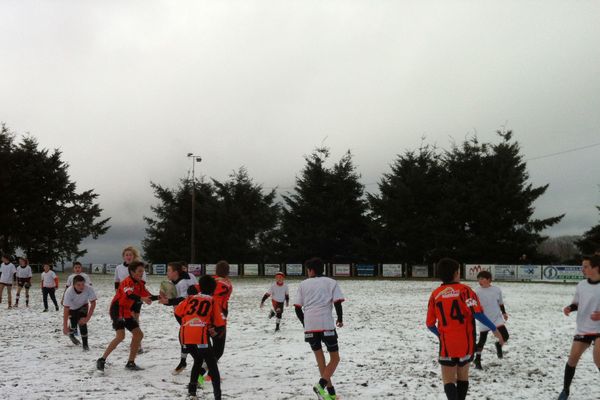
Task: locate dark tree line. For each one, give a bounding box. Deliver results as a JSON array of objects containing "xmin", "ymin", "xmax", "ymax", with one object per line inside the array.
[
  {"xmin": 144, "ymin": 130, "xmax": 566, "ymax": 264},
  {"xmin": 0, "ymin": 124, "xmax": 110, "ymax": 262}
]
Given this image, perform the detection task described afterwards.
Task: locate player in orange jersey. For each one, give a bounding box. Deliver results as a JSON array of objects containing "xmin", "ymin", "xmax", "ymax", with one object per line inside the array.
[
  {"xmin": 212, "ymin": 260, "xmax": 232, "ymax": 361},
  {"xmin": 426, "ymin": 258, "xmax": 504, "ymax": 400},
  {"xmin": 175, "ymin": 275, "xmax": 225, "ymax": 400}
]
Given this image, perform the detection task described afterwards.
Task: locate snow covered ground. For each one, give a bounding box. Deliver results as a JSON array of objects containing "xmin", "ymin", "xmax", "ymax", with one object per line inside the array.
[{"xmin": 0, "ymin": 275, "xmax": 599, "ymax": 400}]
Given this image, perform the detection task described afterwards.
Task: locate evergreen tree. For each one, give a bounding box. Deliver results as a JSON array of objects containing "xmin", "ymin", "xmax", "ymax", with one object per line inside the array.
[{"xmin": 575, "ymin": 207, "xmax": 600, "ymax": 254}]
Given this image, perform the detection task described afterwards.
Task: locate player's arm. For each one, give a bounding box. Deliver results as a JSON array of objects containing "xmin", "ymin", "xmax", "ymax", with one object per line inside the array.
[
  {"xmin": 54, "ymin": 275, "xmax": 59, "ymax": 288},
  {"xmin": 426, "ymin": 297, "xmax": 439, "ymax": 337},
  {"xmin": 334, "ymin": 300, "xmax": 344, "ymax": 327},
  {"xmin": 564, "ymin": 287, "xmax": 579, "ymax": 316},
  {"xmin": 260, "ymin": 293, "xmax": 270, "ymax": 308},
  {"xmin": 500, "ymin": 303, "xmax": 508, "ymax": 320},
  {"xmin": 173, "ymin": 298, "xmax": 187, "ymax": 324},
  {"xmin": 285, "ymin": 293, "xmax": 289, "ymax": 307},
  {"xmin": 163, "ymin": 296, "xmax": 185, "ymax": 306},
  {"xmin": 294, "ymin": 305, "xmax": 304, "ymax": 327}
]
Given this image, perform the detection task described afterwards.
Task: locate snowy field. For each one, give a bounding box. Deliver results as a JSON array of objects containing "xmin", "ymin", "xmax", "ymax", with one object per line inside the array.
[{"xmin": 1, "ymin": 275, "xmax": 599, "ymax": 400}]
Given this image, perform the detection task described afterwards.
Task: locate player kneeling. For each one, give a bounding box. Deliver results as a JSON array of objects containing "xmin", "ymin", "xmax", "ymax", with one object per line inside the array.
[
  {"xmin": 426, "ymin": 258, "xmax": 504, "ymax": 400},
  {"xmin": 62, "ymin": 275, "xmax": 96, "ymax": 351},
  {"xmin": 174, "ymin": 275, "xmax": 225, "ymax": 400}
]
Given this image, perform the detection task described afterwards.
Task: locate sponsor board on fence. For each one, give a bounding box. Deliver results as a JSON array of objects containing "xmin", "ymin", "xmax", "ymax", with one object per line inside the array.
[
  {"xmin": 229, "ymin": 264, "xmax": 239, "ymax": 277},
  {"xmin": 356, "ymin": 264, "xmax": 376, "ymax": 277},
  {"xmin": 286, "ymin": 264, "xmax": 303, "ymax": 276},
  {"xmin": 205, "ymin": 264, "xmax": 217, "ymax": 275},
  {"xmin": 382, "ymin": 264, "xmax": 403, "ymax": 277},
  {"xmin": 91, "ymin": 264, "xmax": 104, "ymax": 274},
  {"xmin": 188, "ymin": 264, "xmax": 202, "ymax": 276},
  {"xmin": 542, "ymin": 265, "xmax": 583, "ymax": 282},
  {"xmin": 465, "ymin": 264, "xmax": 493, "ymax": 281},
  {"xmin": 152, "ymin": 264, "xmax": 167, "ymax": 275},
  {"xmin": 244, "ymin": 264, "xmax": 259, "ymax": 276},
  {"xmin": 334, "ymin": 264, "xmax": 351, "ymax": 277},
  {"xmin": 265, "ymin": 264, "xmax": 281, "ymax": 276},
  {"xmin": 494, "ymin": 265, "xmax": 517, "ymax": 281},
  {"xmin": 517, "ymin": 265, "xmax": 543, "ymax": 281},
  {"xmin": 106, "ymin": 264, "xmax": 118, "ymax": 274},
  {"xmin": 412, "ymin": 265, "xmax": 429, "ymax": 278}
]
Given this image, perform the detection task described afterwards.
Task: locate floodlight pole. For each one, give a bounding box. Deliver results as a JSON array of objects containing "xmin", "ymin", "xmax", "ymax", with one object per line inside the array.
[{"xmin": 188, "ymin": 154, "xmax": 202, "ymax": 263}]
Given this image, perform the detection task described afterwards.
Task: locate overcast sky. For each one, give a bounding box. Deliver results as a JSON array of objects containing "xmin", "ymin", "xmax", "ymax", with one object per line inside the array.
[{"xmin": 1, "ymin": 1, "xmax": 599, "ymax": 263}]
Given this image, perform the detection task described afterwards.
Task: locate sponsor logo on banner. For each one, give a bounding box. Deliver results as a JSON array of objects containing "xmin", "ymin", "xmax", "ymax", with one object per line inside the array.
[
  {"xmin": 412, "ymin": 265, "xmax": 429, "ymax": 278},
  {"xmin": 334, "ymin": 264, "xmax": 351, "ymax": 277},
  {"xmin": 265, "ymin": 264, "xmax": 281, "ymax": 276},
  {"xmin": 205, "ymin": 264, "xmax": 217, "ymax": 275},
  {"xmin": 188, "ymin": 264, "xmax": 202, "ymax": 277},
  {"xmin": 382, "ymin": 264, "xmax": 403, "ymax": 277},
  {"xmin": 286, "ymin": 264, "xmax": 303, "ymax": 276},
  {"xmin": 106, "ymin": 264, "xmax": 118, "ymax": 274},
  {"xmin": 91, "ymin": 264, "xmax": 104, "ymax": 274},
  {"xmin": 543, "ymin": 265, "xmax": 583, "ymax": 282},
  {"xmin": 465, "ymin": 264, "xmax": 493, "ymax": 281},
  {"xmin": 229, "ymin": 264, "xmax": 239, "ymax": 277},
  {"xmin": 244, "ymin": 264, "xmax": 259, "ymax": 276},
  {"xmin": 356, "ymin": 264, "xmax": 376, "ymax": 277},
  {"xmin": 494, "ymin": 265, "xmax": 517, "ymax": 281},
  {"xmin": 152, "ymin": 264, "xmax": 167, "ymax": 275},
  {"xmin": 518, "ymin": 265, "xmax": 542, "ymax": 281}
]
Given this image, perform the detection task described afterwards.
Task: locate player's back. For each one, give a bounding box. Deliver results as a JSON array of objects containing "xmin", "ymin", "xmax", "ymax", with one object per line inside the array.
[
  {"xmin": 214, "ymin": 276, "xmax": 233, "ymax": 316},
  {"xmin": 175, "ymin": 293, "xmax": 225, "ymax": 345},
  {"xmin": 427, "ymin": 283, "xmax": 479, "ymax": 336}
]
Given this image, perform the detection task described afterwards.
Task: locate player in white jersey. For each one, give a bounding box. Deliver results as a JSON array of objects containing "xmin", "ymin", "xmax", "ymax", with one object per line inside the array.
[
  {"xmin": 260, "ymin": 272, "xmax": 289, "ymax": 331},
  {"xmin": 158, "ymin": 261, "xmax": 198, "ymax": 374},
  {"xmin": 0, "ymin": 255, "xmax": 17, "ymax": 308},
  {"xmin": 294, "ymin": 258, "xmax": 344, "ymax": 400},
  {"xmin": 62, "ymin": 261, "xmax": 92, "ymax": 304},
  {"xmin": 473, "ymin": 270, "xmax": 509, "ymax": 369},
  {"xmin": 62, "ymin": 275, "xmax": 97, "ymax": 351},
  {"xmin": 41, "ymin": 263, "xmax": 60, "ymax": 311},
  {"xmin": 15, "ymin": 257, "xmax": 33, "ymax": 307},
  {"xmin": 558, "ymin": 255, "xmax": 600, "ymax": 400}
]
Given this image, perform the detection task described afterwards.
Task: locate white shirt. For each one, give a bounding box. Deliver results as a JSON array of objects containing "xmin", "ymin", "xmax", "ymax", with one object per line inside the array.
[
  {"xmin": 267, "ymin": 282, "xmax": 289, "ymax": 303},
  {"xmin": 0, "ymin": 263, "xmax": 16, "ymax": 284},
  {"xmin": 66, "ymin": 273, "xmax": 92, "ymax": 287},
  {"xmin": 41, "ymin": 271, "xmax": 58, "ymax": 288},
  {"xmin": 115, "ymin": 264, "xmax": 147, "ymax": 283},
  {"xmin": 174, "ymin": 273, "xmax": 197, "ymax": 298},
  {"xmin": 474, "ymin": 285, "xmax": 505, "ymax": 331},
  {"xmin": 295, "ymin": 276, "xmax": 345, "ymax": 332},
  {"xmin": 16, "ymin": 265, "xmax": 33, "ymax": 279},
  {"xmin": 63, "ymin": 285, "xmax": 97, "ymax": 310},
  {"xmin": 572, "ymin": 279, "xmax": 600, "ymax": 335}
]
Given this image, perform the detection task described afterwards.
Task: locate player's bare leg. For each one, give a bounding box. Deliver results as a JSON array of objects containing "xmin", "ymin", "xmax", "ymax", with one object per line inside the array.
[
  {"xmin": 102, "ymin": 329, "xmax": 125, "ymax": 360},
  {"xmin": 313, "ymin": 349, "xmax": 339, "ymax": 399},
  {"xmin": 441, "ymin": 365, "xmax": 458, "ymax": 400},
  {"xmin": 456, "ymin": 364, "xmax": 470, "ymax": 400},
  {"xmin": 133, "ymin": 312, "xmax": 144, "ymax": 353},
  {"xmin": 593, "ymin": 340, "xmax": 600, "ymax": 370},
  {"xmin": 559, "ymin": 341, "xmax": 590, "ymax": 399},
  {"xmin": 126, "ymin": 327, "xmax": 144, "ymax": 369}
]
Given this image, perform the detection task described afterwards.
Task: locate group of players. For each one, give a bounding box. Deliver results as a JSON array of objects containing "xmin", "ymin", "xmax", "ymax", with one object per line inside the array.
[{"xmin": 2, "ymin": 249, "xmax": 600, "ymax": 399}]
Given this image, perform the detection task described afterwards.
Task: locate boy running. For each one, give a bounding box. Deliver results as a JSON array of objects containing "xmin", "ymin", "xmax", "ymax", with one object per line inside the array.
[
  {"xmin": 174, "ymin": 275, "xmax": 225, "ymax": 400},
  {"xmin": 557, "ymin": 255, "xmax": 600, "ymax": 400},
  {"xmin": 473, "ymin": 270, "xmax": 509, "ymax": 369},
  {"xmin": 62, "ymin": 275, "xmax": 97, "ymax": 351},
  {"xmin": 0, "ymin": 255, "xmax": 16, "ymax": 308},
  {"xmin": 41, "ymin": 263, "xmax": 59, "ymax": 312},
  {"xmin": 260, "ymin": 271, "xmax": 289, "ymax": 332},
  {"xmin": 96, "ymin": 261, "xmax": 157, "ymax": 371},
  {"xmin": 294, "ymin": 257, "xmax": 344, "ymax": 400},
  {"xmin": 426, "ymin": 258, "xmax": 504, "ymax": 400},
  {"xmin": 15, "ymin": 257, "xmax": 32, "ymax": 307}
]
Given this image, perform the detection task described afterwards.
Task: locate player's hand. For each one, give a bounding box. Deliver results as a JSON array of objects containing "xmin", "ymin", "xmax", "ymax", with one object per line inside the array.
[
  {"xmin": 591, "ymin": 311, "xmax": 600, "ymax": 321},
  {"xmin": 563, "ymin": 306, "xmax": 572, "ymax": 316},
  {"xmin": 63, "ymin": 326, "xmax": 70, "ymax": 335},
  {"xmin": 208, "ymin": 327, "xmax": 217, "ymax": 337},
  {"xmin": 493, "ymin": 330, "xmax": 505, "ymax": 345},
  {"xmin": 79, "ymin": 317, "xmax": 89, "ymax": 325},
  {"xmin": 503, "ymin": 313, "xmax": 509, "ymax": 321},
  {"xmin": 336, "ymin": 320, "xmax": 344, "ymax": 328},
  {"xmin": 142, "ymin": 297, "xmax": 152, "ymax": 305}
]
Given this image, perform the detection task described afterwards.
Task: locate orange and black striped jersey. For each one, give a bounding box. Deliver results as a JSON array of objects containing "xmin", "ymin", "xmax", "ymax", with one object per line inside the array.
[
  {"xmin": 174, "ymin": 293, "xmax": 225, "ymax": 345},
  {"xmin": 110, "ymin": 276, "xmax": 150, "ymax": 319},
  {"xmin": 213, "ymin": 276, "xmax": 233, "ymax": 320}
]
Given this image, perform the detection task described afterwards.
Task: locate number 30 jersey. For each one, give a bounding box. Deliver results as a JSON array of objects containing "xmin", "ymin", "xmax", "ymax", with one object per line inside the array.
[
  {"xmin": 174, "ymin": 293, "xmax": 226, "ymax": 346},
  {"xmin": 426, "ymin": 283, "xmax": 482, "ymax": 358}
]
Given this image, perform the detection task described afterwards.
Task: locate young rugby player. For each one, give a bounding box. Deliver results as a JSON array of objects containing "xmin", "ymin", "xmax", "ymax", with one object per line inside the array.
[
  {"xmin": 294, "ymin": 257, "xmax": 344, "ymax": 400},
  {"xmin": 212, "ymin": 261, "xmax": 232, "ymax": 361},
  {"xmin": 473, "ymin": 270, "xmax": 509, "ymax": 369},
  {"xmin": 0, "ymin": 255, "xmax": 16, "ymax": 308},
  {"xmin": 15, "ymin": 257, "xmax": 32, "ymax": 307},
  {"xmin": 557, "ymin": 255, "xmax": 600, "ymax": 400},
  {"xmin": 62, "ymin": 275, "xmax": 97, "ymax": 350},
  {"xmin": 41, "ymin": 263, "xmax": 59, "ymax": 311},
  {"xmin": 426, "ymin": 258, "xmax": 504, "ymax": 400},
  {"xmin": 97, "ymin": 261, "xmax": 157, "ymax": 371},
  {"xmin": 174, "ymin": 275, "xmax": 225, "ymax": 400},
  {"xmin": 62, "ymin": 261, "xmax": 92, "ymax": 305},
  {"xmin": 260, "ymin": 271, "xmax": 289, "ymax": 332}
]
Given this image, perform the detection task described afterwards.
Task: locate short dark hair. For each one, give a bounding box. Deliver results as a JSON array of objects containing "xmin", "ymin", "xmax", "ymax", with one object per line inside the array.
[
  {"xmin": 1, "ymin": 254, "xmax": 10, "ymax": 261},
  {"xmin": 73, "ymin": 261, "xmax": 82, "ymax": 267},
  {"xmin": 477, "ymin": 270, "xmax": 492, "ymax": 280},
  {"xmin": 437, "ymin": 258, "xmax": 460, "ymax": 283},
  {"xmin": 168, "ymin": 261, "xmax": 184, "ymax": 275},
  {"xmin": 215, "ymin": 260, "xmax": 230, "ymax": 277},
  {"xmin": 199, "ymin": 275, "xmax": 217, "ymax": 295},
  {"xmin": 73, "ymin": 275, "xmax": 86, "ymax": 284},
  {"xmin": 128, "ymin": 260, "xmax": 146, "ymax": 275},
  {"xmin": 305, "ymin": 257, "xmax": 324, "ymax": 276},
  {"xmin": 590, "ymin": 255, "xmax": 600, "ymax": 269}
]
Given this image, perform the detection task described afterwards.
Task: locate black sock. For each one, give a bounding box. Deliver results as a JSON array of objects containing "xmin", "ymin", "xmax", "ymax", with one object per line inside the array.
[
  {"xmin": 457, "ymin": 380, "xmax": 469, "ymax": 400},
  {"xmin": 327, "ymin": 386, "xmax": 336, "ymax": 395},
  {"xmin": 564, "ymin": 363, "xmax": 576, "ymax": 393},
  {"xmin": 319, "ymin": 378, "xmax": 328, "ymax": 388},
  {"xmin": 444, "ymin": 383, "xmax": 457, "ymax": 400}
]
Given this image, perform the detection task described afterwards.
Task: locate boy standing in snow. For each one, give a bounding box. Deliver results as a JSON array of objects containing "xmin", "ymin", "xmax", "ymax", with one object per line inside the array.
[
  {"xmin": 0, "ymin": 255, "xmax": 17, "ymax": 308},
  {"xmin": 294, "ymin": 257, "xmax": 344, "ymax": 400},
  {"xmin": 260, "ymin": 271, "xmax": 289, "ymax": 331},
  {"xmin": 473, "ymin": 270, "xmax": 509, "ymax": 369},
  {"xmin": 15, "ymin": 257, "xmax": 32, "ymax": 307},
  {"xmin": 41, "ymin": 263, "xmax": 59, "ymax": 312}
]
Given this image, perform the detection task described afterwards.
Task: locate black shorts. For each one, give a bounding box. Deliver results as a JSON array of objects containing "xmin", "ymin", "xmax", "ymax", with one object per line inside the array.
[
  {"xmin": 305, "ymin": 330, "xmax": 339, "ymax": 352},
  {"xmin": 0, "ymin": 282, "xmax": 12, "ymax": 287},
  {"xmin": 272, "ymin": 301, "xmax": 284, "ymax": 312},
  {"xmin": 69, "ymin": 305, "xmax": 89, "ymax": 319},
  {"xmin": 438, "ymin": 354, "xmax": 474, "ymax": 367},
  {"xmin": 131, "ymin": 301, "xmax": 142, "ymax": 314},
  {"xmin": 574, "ymin": 334, "xmax": 600, "ymax": 344},
  {"xmin": 112, "ymin": 318, "xmax": 139, "ymax": 332},
  {"xmin": 17, "ymin": 278, "xmax": 31, "ymax": 288}
]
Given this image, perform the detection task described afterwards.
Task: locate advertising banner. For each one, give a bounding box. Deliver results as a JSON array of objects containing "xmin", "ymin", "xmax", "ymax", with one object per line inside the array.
[
  {"xmin": 412, "ymin": 265, "xmax": 429, "ymax": 278},
  {"xmin": 333, "ymin": 264, "xmax": 351, "ymax": 277},
  {"xmin": 229, "ymin": 264, "xmax": 239, "ymax": 277},
  {"xmin": 91, "ymin": 264, "xmax": 104, "ymax": 274},
  {"xmin": 152, "ymin": 264, "xmax": 167, "ymax": 275},
  {"xmin": 205, "ymin": 264, "xmax": 217, "ymax": 275},
  {"xmin": 382, "ymin": 264, "xmax": 403, "ymax": 277},
  {"xmin": 465, "ymin": 264, "xmax": 493, "ymax": 281},
  {"xmin": 542, "ymin": 265, "xmax": 583, "ymax": 282},
  {"xmin": 517, "ymin": 265, "xmax": 543, "ymax": 282},
  {"xmin": 188, "ymin": 264, "xmax": 203, "ymax": 277},
  {"xmin": 285, "ymin": 264, "xmax": 303, "ymax": 276},
  {"xmin": 105, "ymin": 264, "xmax": 118, "ymax": 274},
  {"xmin": 264, "ymin": 264, "xmax": 281, "ymax": 276},
  {"xmin": 356, "ymin": 264, "xmax": 376, "ymax": 277},
  {"xmin": 244, "ymin": 264, "xmax": 259, "ymax": 276},
  {"xmin": 494, "ymin": 265, "xmax": 517, "ymax": 281}
]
